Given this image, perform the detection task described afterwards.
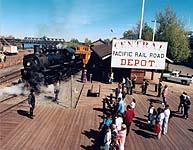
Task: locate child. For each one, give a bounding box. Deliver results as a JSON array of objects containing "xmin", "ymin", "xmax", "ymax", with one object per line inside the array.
[{"xmin": 154, "ymin": 120, "xmax": 161, "ymax": 139}]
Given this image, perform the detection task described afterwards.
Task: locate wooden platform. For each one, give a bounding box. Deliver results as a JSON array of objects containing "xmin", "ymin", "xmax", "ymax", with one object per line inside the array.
[{"xmin": 0, "ymin": 81, "xmax": 193, "ymax": 150}]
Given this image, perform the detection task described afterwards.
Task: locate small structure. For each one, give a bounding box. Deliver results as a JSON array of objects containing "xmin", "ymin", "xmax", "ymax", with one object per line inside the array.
[
  {"xmin": 87, "ymin": 41, "xmax": 112, "ymax": 82},
  {"xmin": 75, "ymin": 44, "xmax": 91, "ymax": 66}
]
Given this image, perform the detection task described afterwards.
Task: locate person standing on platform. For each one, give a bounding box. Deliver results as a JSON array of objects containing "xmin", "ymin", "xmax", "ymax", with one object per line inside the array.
[
  {"xmin": 83, "ymin": 69, "xmax": 87, "ymax": 83},
  {"xmin": 104, "ymin": 127, "xmax": 111, "ymax": 150},
  {"xmin": 125, "ymin": 77, "xmax": 133, "ymax": 95},
  {"xmin": 117, "ymin": 97, "xmax": 125, "ymax": 115},
  {"xmin": 154, "ymin": 120, "xmax": 161, "ymax": 139},
  {"xmin": 117, "ymin": 124, "xmax": 127, "ymax": 150},
  {"xmin": 162, "ymin": 85, "xmax": 168, "ymax": 105},
  {"xmin": 141, "ymin": 79, "xmax": 149, "ymax": 95},
  {"xmin": 53, "ymin": 80, "xmax": 60, "ymax": 103},
  {"xmin": 109, "ymin": 72, "xmax": 114, "ymax": 84},
  {"xmin": 157, "ymin": 79, "xmax": 163, "ymax": 97},
  {"xmin": 147, "ymin": 103, "xmax": 155, "ymax": 127},
  {"xmin": 183, "ymin": 95, "xmax": 191, "ymax": 119},
  {"xmin": 99, "ymin": 114, "xmax": 113, "ymax": 130},
  {"xmin": 124, "ymin": 105, "xmax": 135, "ymax": 136},
  {"xmin": 28, "ymin": 89, "xmax": 36, "ymax": 119},
  {"xmin": 111, "ymin": 124, "xmax": 118, "ymax": 149},
  {"xmin": 130, "ymin": 98, "xmax": 136, "ymax": 109},
  {"xmin": 163, "ymin": 104, "xmax": 170, "ymax": 135},
  {"xmin": 132, "ymin": 74, "xmax": 137, "ymax": 89},
  {"xmin": 122, "ymin": 77, "xmax": 126, "ymax": 92},
  {"xmin": 178, "ymin": 92, "xmax": 186, "ymax": 113},
  {"xmin": 156, "ymin": 108, "xmax": 165, "ymax": 139}
]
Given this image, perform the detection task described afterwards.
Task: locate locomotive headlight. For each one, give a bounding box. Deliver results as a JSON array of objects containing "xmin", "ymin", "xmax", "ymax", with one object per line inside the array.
[{"xmin": 26, "ymin": 62, "xmax": 31, "ymax": 66}]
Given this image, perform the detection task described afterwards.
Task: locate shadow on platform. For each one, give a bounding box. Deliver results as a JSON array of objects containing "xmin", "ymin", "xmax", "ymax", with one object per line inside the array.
[
  {"xmin": 132, "ymin": 129, "xmax": 155, "ymax": 139},
  {"xmin": 134, "ymin": 119, "xmax": 153, "ymax": 132},
  {"xmin": 135, "ymin": 116, "xmax": 147, "ymax": 122},
  {"xmin": 17, "ymin": 109, "xmax": 31, "ymax": 118},
  {"xmin": 81, "ymin": 129, "xmax": 102, "ymax": 150},
  {"xmin": 188, "ymin": 129, "xmax": 193, "ymax": 132},
  {"xmin": 170, "ymin": 110, "xmax": 184, "ymax": 119},
  {"xmin": 147, "ymin": 98, "xmax": 162, "ymax": 104}
]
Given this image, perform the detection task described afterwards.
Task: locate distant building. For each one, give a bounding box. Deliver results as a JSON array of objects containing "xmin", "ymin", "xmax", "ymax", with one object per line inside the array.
[{"xmin": 23, "ymin": 36, "xmax": 65, "ymax": 48}]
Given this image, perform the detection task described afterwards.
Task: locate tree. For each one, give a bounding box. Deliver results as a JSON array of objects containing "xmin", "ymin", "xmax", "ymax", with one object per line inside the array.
[
  {"xmin": 142, "ymin": 23, "xmax": 153, "ymax": 41},
  {"xmin": 104, "ymin": 38, "xmax": 111, "ymax": 44},
  {"xmin": 123, "ymin": 30, "xmax": 136, "ymax": 39},
  {"xmin": 123, "ymin": 23, "xmax": 153, "ymax": 40},
  {"xmin": 156, "ymin": 7, "xmax": 190, "ymax": 62},
  {"xmin": 67, "ymin": 38, "xmax": 80, "ymax": 48},
  {"xmin": 84, "ymin": 38, "xmax": 92, "ymax": 44}
]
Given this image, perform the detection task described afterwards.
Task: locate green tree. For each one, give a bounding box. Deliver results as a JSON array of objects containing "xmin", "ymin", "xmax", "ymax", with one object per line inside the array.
[
  {"xmin": 104, "ymin": 38, "xmax": 111, "ymax": 44},
  {"xmin": 123, "ymin": 30, "xmax": 136, "ymax": 39},
  {"xmin": 156, "ymin": 7, "xmax": 190, "ymax": 62},
  {"xmin": 142, "ymin": 23, "xmax": 153, "ymax": 41},
  {"xmin": 123, "ymin": 23, "xmax": 153, "ymax": 40},
  {"xmin": 67, "ymin": 38, "xmax": 80, "ymax": 48},
  {"xmin": 84, "ymin": 38, "xmax": 92, "ymax": 44}
]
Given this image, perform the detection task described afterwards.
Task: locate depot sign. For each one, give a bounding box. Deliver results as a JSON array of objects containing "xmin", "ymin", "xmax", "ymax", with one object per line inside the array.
[{"xmin": 111, "ymin": 39, "xmax": 168, "ymax": 70}]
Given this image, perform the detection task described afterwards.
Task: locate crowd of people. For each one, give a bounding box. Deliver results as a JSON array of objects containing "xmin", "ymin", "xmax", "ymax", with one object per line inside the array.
[
  {"xmin": 98, "ymin": 74, "xmax": 191, "ymax": 149},
  {"xmin": 99, "ymin": 82, "xmax": 136, "ymax": 150}
]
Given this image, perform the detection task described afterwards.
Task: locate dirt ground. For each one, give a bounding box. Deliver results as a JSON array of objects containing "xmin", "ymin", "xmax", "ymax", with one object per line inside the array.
[{"xmin": 0, "ymin": 49, "xmax": 33, "ymax": 69}]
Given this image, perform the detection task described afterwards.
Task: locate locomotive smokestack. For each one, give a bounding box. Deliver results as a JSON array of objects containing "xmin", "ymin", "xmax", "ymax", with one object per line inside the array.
[{"xmin": 34, "ymin": 45, "xmax": 41, "ymax": 55}]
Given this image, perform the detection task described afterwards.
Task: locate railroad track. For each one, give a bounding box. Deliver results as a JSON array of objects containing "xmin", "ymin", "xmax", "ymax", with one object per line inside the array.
[
  {"xmin": 0, "ymin": 70, "xmax": 21, "ymax": 84},
  {"xmin": 0, "ymin": 94, "xmax": 18, "ymax": 103},
  {"xmin": 0, "ymin": 96, "xmax": 27, "ymax": 114}
]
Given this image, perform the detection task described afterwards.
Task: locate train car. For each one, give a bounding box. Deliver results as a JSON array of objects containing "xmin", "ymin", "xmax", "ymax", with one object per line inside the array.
[{"xmin": 21, "ymin": 45, "xmax": 83, "ymax": 92}]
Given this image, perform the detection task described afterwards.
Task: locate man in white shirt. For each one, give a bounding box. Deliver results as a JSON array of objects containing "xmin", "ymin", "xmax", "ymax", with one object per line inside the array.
[
  {"xmin": 157, "ymin": 108, "xmax": 165, "ymax": 139},
  {"xmin": 104, "ymin": 127, "xmax": 111, "ymax": 150},
  {"xmin": 163, "ymin": 104, "xmax": 170, "ymax": 135}
]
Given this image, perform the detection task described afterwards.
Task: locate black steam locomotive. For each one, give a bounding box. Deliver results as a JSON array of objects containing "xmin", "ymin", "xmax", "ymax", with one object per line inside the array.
[{"xmin": 21, "ymin": 45, "xmax": 83, "ymax": 91}]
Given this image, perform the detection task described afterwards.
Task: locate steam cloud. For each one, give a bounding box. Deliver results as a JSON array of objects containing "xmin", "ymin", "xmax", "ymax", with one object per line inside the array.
[{"xmin": 0, "ymin": 83, "xmax": 26, "ymax": 96}]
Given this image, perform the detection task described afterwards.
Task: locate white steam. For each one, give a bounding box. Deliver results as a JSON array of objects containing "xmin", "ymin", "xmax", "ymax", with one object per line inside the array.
[{"xmin": 0, "ymin": 83, "xmax": 26, "ymax": 96}]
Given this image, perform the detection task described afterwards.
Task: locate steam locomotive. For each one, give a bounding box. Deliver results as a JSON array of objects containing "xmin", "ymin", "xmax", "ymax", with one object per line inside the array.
[{"xmin": 21, "ymin": 45, "xmax": 83, "ymax": 91}]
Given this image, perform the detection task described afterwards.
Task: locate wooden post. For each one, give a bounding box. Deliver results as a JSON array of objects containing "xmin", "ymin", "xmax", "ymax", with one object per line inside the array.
[{"xmin": 151, "ymin": 70, "xmax": 154, "ymax": 80}]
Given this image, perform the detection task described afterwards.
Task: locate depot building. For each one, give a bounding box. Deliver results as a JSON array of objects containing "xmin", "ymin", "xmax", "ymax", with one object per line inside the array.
[{"xmin": 86, "ymin": 39, "xmax": 169, "ymax": 83}]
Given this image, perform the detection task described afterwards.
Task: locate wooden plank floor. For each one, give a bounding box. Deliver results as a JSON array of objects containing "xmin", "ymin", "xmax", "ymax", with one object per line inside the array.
[{"xmin": 0, "ymin": 81, "xmax": 193, "ymax": 150}]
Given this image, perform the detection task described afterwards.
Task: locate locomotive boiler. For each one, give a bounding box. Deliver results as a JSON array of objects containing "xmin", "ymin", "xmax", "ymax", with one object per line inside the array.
[{"xmin": 21, "ymin": 45, "xmax": 83, "ymax": 92}]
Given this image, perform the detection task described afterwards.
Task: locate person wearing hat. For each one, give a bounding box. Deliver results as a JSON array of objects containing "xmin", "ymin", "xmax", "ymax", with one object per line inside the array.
[{"xmin": 28, "ymin": 89, "xmax": 36, "ymax": 118}]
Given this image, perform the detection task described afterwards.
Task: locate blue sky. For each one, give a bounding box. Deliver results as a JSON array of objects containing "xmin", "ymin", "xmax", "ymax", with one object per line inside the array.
[{"xmin": 0, "ymin": 0, "xmax": 192, "ymax": 41}]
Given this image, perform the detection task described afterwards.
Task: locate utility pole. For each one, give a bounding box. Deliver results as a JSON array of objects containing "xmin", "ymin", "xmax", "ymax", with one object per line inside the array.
[
  {"xmin": 152, "ymin": 20, "xmax": 157, "ymax": 41},
  {"xmin": 139, "ymin": 0, "xmax": 145, "ymax": 39},
  {"xmin": 151, "ymin": 20, "xmax": 157, "ymax": 80}
]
